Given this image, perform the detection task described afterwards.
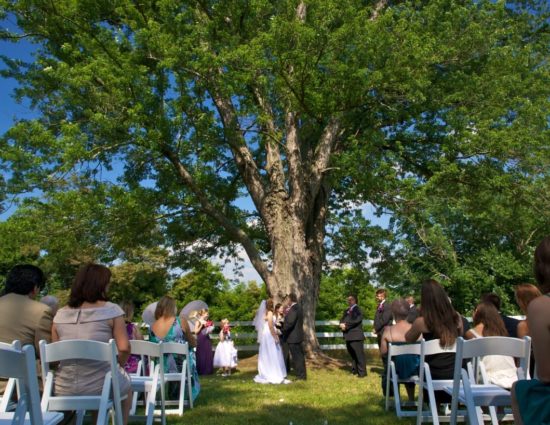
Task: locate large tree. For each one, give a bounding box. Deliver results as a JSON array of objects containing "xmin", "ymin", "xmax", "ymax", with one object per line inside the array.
[{"xmin": 1, "ymin": 0, "xmax": 548, "ymax": 352}]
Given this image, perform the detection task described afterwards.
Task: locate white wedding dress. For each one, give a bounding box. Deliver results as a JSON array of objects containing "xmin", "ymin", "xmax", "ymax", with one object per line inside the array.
[{"xmin": 254, "ymin": 315, "xmax": 288, "ymax": 384}]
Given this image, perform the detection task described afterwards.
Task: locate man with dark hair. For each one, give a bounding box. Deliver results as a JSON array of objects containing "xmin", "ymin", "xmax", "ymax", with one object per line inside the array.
[
  {"xmin": 0, "ymin": 264, "xmax": 52, "ymax": 348},
  {"xmin": 481, "ymin": 292, "xmax": 519, "ymax": 338},
  {"xmin": 405, "ymin": 295, "xmax": 418, "ymax": 323},
  {"xmin": 374, "ymin": 288, "xmax": 392, "ymax": 350},
  {"xmin": 339, "ymin": 294, "xmax": 366, "ymax": 377},
  {"xmin": 281, "ymin": 293, "xmax": 307, "ymax": 380},
  {"xmin": 0, "ymin": 265, "xmax": 53, "ymax": 391}
]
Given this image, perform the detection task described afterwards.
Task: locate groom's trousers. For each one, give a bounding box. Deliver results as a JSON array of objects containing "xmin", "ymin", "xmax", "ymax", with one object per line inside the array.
[{"xmin": 287, "ymin": 342, "xmax": 307, "ymax": 380}]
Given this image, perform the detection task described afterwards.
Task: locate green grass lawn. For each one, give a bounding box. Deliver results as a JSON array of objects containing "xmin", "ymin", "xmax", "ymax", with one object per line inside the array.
[{"xmin": 165, "ymin": 351, "xmax": 416, "ymax": 425}]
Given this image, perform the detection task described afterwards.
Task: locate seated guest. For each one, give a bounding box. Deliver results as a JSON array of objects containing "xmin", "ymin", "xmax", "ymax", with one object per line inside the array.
[
  {"xmin": 380, "ymin": 299, "xmax": 420, "ymax": 401},
  {"xmin": 406, "ymin": 279, "xmax": 465, "ymax": 405},
  {"xmin": 150, "ymin": 296, "xmax": 200, "ymax": 401},
  {"xmin": 481, "ymin": 292, "xmax": 520, "ymax": 338},
  {"xmin": 405, "ymin": 295, "xmax": 418, "ymax": 323},
  {"xmin": 465, "ymin": 302, "xmax": 517, "ymax": 389},
  {"xmin": 515, "ymin": 283, "xmax": 542, "ymax": 338},
  {"xmin": 52, "ymin": 264, "xmax": 132, "ymax": 425},
  {"xmin": 512, "ymin": 236, "xmax": 550, "ymax": 425},
  {"xmin": 0, "ymin": 265, "xmax": 52, "ymax": 393},
  {"xmin": 119, "ymin": 300, "xmax": 143, "ymax": 374}
]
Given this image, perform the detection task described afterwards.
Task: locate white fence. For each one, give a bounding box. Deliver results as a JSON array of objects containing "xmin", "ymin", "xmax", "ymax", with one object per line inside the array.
[
  {"xmin": 208, "ymin": 320, "xmax": 380, "ymax": 352},
  {"xmin": 141, "ymin": 316, "xmax": 525, "ymax": 352}
]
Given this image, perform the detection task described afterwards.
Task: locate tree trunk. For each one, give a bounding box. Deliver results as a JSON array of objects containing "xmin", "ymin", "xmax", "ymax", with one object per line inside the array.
[{"xmin": 263, "ymin": 194, "xmax": 325, "ymax": 356}]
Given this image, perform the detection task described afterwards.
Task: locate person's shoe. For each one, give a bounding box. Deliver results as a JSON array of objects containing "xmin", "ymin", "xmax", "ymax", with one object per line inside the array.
[{"xmin": 283, "ymin": 379, "xmax": 292, "ymax": 384}]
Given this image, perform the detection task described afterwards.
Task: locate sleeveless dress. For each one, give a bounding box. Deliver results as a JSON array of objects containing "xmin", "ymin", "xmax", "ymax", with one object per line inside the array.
[
  {"xmin": 149, "ymin": 317, "xmax": 200, "ymax": 402},
  {"xmin": 53, "ymin": 302, "xmax": 131, "ymax": 396},
  {"xmin": 195, "ymin": 325, "xmax": 214, "ymax": 375},
  {"xmin": 213, "ymin": 331, "xmax": 238, "ymax": 368},
  {"xmin": 515, "ymin": 293, "xmax": 550, "ymax": 424},
  {"xmin": 254, "ymin": 316, "xmax": 287, "ymax": 384},
  {"xmin": 381, "ymin": 327, "xmax": 420, "ymax": 396},
  {"xmin": 123, "ymin": 322, "xmax": 141, "ymax": 374},
  {"xmin": 469, "ymin": 329, "xmax": 517, "ymax": 389}
]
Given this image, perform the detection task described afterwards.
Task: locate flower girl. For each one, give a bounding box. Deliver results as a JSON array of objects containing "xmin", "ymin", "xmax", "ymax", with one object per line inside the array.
[{"xmin": 213, "ymin": 318, "xmax": 238, "ymax": 376}]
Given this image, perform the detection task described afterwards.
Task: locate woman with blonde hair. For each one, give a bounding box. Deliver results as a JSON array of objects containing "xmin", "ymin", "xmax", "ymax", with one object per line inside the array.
[
  {"xmin": 193, "ymin": 308, "xmax": 214, "ymax": 375},
  {"xmin": 149, "ymin": 296, "xmax": 200, "ymax": 401}
]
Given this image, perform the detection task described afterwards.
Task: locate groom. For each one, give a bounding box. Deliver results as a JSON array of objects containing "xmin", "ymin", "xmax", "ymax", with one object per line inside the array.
[{"xmin": 281, "ymin": 293, "xmax": 307, "ymax": 380}]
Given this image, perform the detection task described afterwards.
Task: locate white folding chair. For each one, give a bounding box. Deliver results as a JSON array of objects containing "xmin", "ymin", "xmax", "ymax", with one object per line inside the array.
[
  {"xmin": 0, "ymin": 341, "xmax": 21, "ymax": 413},
  {"xmin": 0, "ymin": 344, "xmax": 63, "ymax": 425},
  {"xmin": 384, "ymin": 342, "xmax": 421, "ymax": 417},
  {"xmin": 128, "ymin": 340, "xmax": 165, "ymax": 425},
  {"xmin": 446, "ymin": 336, "xmax": 531, "ymax": 425},
  {"xmin": 40, "ymin": 339, "xmax": 125, "ymax": 425},
  {"xmin": 159, "ymin": 342, "xmax": 194, "ymax": 415},
  {"xmin": 416, "ymin": 338, "xmax": 465, "ymax": 425}
]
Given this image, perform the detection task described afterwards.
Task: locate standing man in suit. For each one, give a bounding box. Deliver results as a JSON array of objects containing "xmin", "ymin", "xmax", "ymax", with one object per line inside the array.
[
  {"xmin": 339, "ymin": 294, "xmax": 366, "ymax": 377},
  {"xmin": 374, "ymin": 288, "xmax": 392, "ymax": 351},
  {"xmin": 405, "ymin": 295, "xmax": 418, "ymax": 323},
  {"xmin": 281, "ymin": 293, "xmax": 307, "ymax": 380},
  {"xmin": 0, "ymin": 264, "xmax": 53, "ymax": 391}
]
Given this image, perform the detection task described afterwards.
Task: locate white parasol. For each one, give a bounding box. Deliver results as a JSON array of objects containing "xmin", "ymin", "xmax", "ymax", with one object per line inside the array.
[{"xmin": 141, "ymin": 301, "xmax": 158, "ymax": 326}]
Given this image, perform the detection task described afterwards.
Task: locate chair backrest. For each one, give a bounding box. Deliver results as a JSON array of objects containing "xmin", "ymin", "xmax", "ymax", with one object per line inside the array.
[
  {"xmin": 421, "ymin": 338, "xmax": 457, "ymax": 357},
  {"xmin": 388, "ymin": 342, "xmax": 421, "ymax": 358},
  {"xmin": 40, "ymin": 339, "xmax": 123, "ymax": 425},
  {"xmin": 162, "ymin": 342, "xmax": 190, "ymax": 357},
  {"xmin": 0, "ymin": 345, "xmax": 44, "ymax": 425},
  {"xmin": 130, "ymin": 340, "xmax": 164, "ymax": 375},
  {"xmin": 453, "ymin": 336, "xmax": 531, "ymax": 385},
  {"xmin": 0, "ymin": 340, "xmax": 21, "ymax": 412}
]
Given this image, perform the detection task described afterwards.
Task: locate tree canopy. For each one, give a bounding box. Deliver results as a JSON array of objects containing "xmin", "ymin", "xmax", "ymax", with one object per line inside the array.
[{"xmin": 0, "ymin": 0, "xmax": 548, "ymax": 347}]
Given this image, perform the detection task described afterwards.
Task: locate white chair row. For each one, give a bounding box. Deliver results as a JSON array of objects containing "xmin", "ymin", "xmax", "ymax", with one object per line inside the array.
[
  {"xmin": 385, "ymin": 336, "xmax": 531, "ymax": 425},
  {"xmin": 0, "ymin": 343, "xmax": 63, "ymax": 425},
  {"xmin": 1, "ymin": 339, "xmax": 194, "ymax": 425}
]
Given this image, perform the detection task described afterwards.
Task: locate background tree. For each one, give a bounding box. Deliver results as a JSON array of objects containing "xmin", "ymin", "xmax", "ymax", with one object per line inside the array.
[{"xmin": 1, "ymin": 0, "xmax": 548, "ymax": 353}]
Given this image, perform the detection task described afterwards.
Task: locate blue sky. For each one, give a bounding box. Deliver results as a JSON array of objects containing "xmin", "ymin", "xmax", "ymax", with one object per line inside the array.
[{"xmin": 0, "ymin": 17, "xmax": 391, "ymax": 282}]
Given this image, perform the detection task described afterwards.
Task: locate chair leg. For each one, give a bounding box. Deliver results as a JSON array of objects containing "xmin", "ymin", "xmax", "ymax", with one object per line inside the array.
[
  {"xmin": 391, "ymin": 363, "xmax": 402, "ymax": 417},
  {"xmin": 76, "ymin": 410, "xmax": 85, "ymax": 425},
  {"xmin": 385, "ymin": 360, "xmax": 392, "ymax": 411}
]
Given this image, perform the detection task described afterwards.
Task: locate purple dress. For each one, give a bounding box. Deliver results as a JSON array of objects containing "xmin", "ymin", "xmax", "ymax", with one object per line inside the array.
[{"xmin": 196, "ymin": 327, "xmax": 214, "ymax": 375}]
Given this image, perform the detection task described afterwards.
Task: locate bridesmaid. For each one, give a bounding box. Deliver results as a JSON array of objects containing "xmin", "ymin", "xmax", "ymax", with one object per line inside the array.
[{"xmin": 194, "ymin": 309, "xmax": 214, "ymax": 375}]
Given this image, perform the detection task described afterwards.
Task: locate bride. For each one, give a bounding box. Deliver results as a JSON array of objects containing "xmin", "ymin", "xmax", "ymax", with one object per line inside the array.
[{"xmin": 253, "ymin": 299, "xmax": 289, "ymax": 384}]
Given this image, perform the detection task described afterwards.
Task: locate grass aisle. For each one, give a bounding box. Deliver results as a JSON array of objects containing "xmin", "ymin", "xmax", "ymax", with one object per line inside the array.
[{"xmin": 168, "ymin": 353, "xmax": 416, "ymax": 425}]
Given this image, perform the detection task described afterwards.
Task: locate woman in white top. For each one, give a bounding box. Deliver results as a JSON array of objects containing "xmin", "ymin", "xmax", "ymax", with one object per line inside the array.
[{"xmin": 465, "ymin": 301, "xmax": 517, "ymax": 389}]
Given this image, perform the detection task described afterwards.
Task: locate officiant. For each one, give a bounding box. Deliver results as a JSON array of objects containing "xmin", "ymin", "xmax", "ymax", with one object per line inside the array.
[{"xmin": 339, "ymin": 294, "xmax": 366, "ymax": 377}]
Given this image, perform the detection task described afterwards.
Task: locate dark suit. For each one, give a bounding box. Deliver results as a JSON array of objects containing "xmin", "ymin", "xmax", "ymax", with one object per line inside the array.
[
  {"xmin": 374, "ymin": 301, "xmax": 393, "ymax": 349},
  {"xmin": 406, "ymin": 304, "xmax": 418, "ymax": 323},
  {"xmin": 281, "ymin": 303, "xmax": 307, "ymax": 379},
  {"xmin": 501, "ymin": 314, "xmax": 520, "ymax": 338},
  {"xmin": 340, "ymin": 304, "xmax": 366, "ymax": 377}
]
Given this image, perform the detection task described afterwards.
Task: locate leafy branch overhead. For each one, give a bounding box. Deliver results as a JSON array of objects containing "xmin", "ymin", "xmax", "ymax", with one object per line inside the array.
[{"xmin": 0, "ymin": 0, "xmax": 548, "ymax": 347}]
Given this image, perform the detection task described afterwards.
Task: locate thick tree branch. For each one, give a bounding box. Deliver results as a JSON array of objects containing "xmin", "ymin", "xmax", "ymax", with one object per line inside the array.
[
  {"xmin": 286, "ymin": 111, "xmax": 307, "ymax": 209},
  {"xmin": 252, "ymin": 87, "xmax": 286, "ymax": 194},
  {"xmin": 208, "ymin": 87, "xmax": 266, "ymax": 212},
  {"xmin": 308, "ymin": 117, "xmax": 341, "ymax": 213},
  {"xmin": 160, "ymin": 144, "xmax": 270, "ymax": 282}
]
